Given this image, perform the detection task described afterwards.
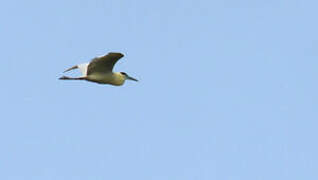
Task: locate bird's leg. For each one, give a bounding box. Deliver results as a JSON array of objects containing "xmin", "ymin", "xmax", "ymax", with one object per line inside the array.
[{"xmin": 59, "ymin": 76, "xmax": 86, "ymax": 80}]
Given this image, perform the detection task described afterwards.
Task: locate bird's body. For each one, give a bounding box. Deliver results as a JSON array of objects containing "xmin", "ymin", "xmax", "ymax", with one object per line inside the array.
[
  {"xmin": 59, "ymin": 52, "xmax": 138, "ymax": 86},
  {"xmin": 86, "ymin": 72, "xmax": 125, "ymax": 85}
]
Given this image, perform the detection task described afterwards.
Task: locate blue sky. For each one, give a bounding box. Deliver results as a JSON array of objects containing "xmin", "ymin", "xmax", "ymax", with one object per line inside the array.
[{"xmin": 1, "ymin": 0, "xmax": 317, "ymax": 179}]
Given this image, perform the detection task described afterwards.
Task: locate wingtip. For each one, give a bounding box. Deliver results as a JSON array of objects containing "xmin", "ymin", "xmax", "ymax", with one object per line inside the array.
[
  {"xmin": 109, "ymin": 52, "xmax": 124, "ymax": 58},
  {"xmin": 63, "ymin": 65, "xmax": 78, "ymax": 73}
]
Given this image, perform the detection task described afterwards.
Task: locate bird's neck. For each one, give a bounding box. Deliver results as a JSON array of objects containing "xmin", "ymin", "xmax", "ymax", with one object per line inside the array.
[{"xmin": 111, "ymin": 72, "xmax": 126, "ymax": 86}]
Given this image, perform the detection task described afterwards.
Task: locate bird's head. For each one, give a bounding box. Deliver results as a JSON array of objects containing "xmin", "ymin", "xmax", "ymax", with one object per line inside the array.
[{"xmin": 120, "ymin": 72, "xmax": 138, "ymax": 82}]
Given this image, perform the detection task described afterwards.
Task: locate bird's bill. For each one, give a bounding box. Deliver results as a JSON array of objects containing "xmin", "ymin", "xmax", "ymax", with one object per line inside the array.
[{"xmin": 127, "ymin": 76, "xmax": 138, "ymax": 82}]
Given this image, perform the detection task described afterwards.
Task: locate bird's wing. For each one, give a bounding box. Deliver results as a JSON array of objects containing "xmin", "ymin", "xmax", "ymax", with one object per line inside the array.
[
  {"xmin": 77, "ymin": 63, "xmax": 89, "ymax": 77},
  {"xmin": 63, "ymin": 63, "xmax": 89, "ymax": 77},
  {"xmin": 87, "ymin": 52, "xmax": 124, "ymax": 75}
]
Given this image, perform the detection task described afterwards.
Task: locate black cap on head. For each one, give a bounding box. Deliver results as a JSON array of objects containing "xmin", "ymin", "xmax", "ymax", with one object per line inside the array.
[{"xmin": 120, "ymin": 72, "xmax": 138, "ymax": 82}]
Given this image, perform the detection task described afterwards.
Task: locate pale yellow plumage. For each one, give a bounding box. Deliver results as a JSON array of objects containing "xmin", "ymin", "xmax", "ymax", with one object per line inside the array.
[
  {"xmin": 86, "ymin": 72, "xmax": 126, "ymax": 86},
  {"xmin": 59, "ymin": 52, "xmax": 138, "ymax": 86}
]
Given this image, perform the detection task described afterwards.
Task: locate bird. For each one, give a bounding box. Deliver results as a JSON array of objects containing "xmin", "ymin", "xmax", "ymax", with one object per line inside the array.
[{"xmin": 59, "ymin": 52, "xmax": 138, "ymax": 86}]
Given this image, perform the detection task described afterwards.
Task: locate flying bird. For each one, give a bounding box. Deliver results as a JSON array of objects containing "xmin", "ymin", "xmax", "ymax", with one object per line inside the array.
[{"xmin": 59, "ymin": 52, "xmax": 138, "ymax": 86}]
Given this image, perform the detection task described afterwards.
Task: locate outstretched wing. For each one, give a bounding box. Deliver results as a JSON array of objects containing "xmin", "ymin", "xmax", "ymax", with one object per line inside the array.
[
  {"xmin": 63, "ymin": 63, "xmax": 89, "ymax": 77},
  {"xmin": 87, "ymin": 52, "xmax": 124, "ymax": 75}
]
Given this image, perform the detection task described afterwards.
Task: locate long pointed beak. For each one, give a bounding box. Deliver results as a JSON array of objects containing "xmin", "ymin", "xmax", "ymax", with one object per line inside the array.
[{"xmin": 127, "ymin": 76, "xmax": 138, "ymax": 82}]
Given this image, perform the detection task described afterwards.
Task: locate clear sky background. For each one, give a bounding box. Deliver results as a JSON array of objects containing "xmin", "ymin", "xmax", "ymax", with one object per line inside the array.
[{"xmin": 1, "ymin": 0, "xmax": 317, "ymax": 179}]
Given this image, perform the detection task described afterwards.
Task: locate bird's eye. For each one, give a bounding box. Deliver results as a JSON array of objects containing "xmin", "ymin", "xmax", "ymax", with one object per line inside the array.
[{"xmin": 121, "ymin": 72, "xmax": 127, "ymax": 75}]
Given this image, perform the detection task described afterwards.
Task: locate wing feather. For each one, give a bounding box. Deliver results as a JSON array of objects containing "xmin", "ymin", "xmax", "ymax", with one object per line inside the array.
[
  {"xmin": 63, "ymin": 63, "xmax": 89, "ymax": 77},
  {"xmin": 77, "ymin": 63, "xmax": 89, "ymax": 77},
  {"xmin": 87, "ymin": 52, "xmax": 124, "ymax": 75}
]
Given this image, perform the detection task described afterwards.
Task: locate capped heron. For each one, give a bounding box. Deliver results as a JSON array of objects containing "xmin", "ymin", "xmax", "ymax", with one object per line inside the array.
[{"xmin": 59, "ymin": 52, "xmax": 138, "ymax": 86}]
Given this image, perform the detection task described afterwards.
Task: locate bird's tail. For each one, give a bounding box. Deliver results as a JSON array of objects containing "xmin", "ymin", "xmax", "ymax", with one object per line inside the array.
[{"xmin": 59, "ymin": 76, "xmax": 86, "ymax": 80}]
